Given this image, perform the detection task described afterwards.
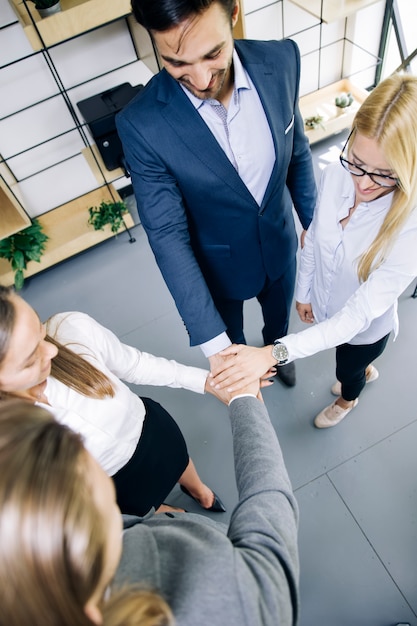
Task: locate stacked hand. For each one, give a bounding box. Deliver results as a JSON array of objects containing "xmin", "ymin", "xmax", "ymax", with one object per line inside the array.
[
  {"xmin": 208, "ymin": 345, "xmax": 276, "ymax": 394},
  {"xmin": 206, "ymin": 299, "xmax": 314, "ymax": 395}
]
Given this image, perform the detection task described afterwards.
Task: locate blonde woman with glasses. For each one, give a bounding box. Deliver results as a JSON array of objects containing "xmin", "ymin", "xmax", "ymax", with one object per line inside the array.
[{"xmin": 210, "ymin": 73, "xmax": 417, "ymax": 428}]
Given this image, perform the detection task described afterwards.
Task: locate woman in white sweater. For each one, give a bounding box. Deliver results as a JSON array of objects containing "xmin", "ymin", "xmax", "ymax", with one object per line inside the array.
[
  {"xmin": 0, "ymin": 285, "xmax": 225, "ymax": 515},
  {"xmin": 210, "ymin": 73, "xmax": 417, "ymax": 428}
]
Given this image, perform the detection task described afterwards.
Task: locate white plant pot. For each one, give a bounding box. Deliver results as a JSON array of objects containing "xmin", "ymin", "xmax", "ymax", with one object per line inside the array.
[{"xmin": 38, "ymin": 2, "xmax": 61, "ymax": 18}]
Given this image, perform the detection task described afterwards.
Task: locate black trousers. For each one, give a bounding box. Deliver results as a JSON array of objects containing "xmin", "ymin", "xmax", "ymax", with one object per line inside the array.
[
  {"xmin": 112, "ymin": 397, "xmax": 189, "ymax": 517},
  {"xmin": 336, "ymin": 334, "xmax": 390, "ymax": 401},
  {"xmin": 213, "ymin": 259, "xmax": 297, "ymax": 345}
]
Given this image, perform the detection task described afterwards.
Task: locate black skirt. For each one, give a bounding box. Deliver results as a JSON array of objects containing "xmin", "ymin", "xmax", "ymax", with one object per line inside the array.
[{"xmin": 112, "ymin": 396, "xmax": 189, "ymax": 516}]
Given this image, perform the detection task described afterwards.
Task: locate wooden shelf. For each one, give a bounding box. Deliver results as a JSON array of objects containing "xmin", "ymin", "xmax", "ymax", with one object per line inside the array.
[
  {"xmin": 288, "ymin": 0, "xmax": 382, "ymax": 24},
  {"xmin": 10, "ymin": 0, "xmax": 131, "ymax": 50},
  {"xmin": 0, "ymin": 185, "xmax": 134, "ymax": 286},
  {"xmin": 82, "ymin": 145, "xmax": 124, "ymax": 184},
  {"xmin": 0, "ymin": 179, "xmax": 31, "ymax": 239},
  {"xmin": 299, "ymin": 79, "xmax": 369, "ymax": 144}
]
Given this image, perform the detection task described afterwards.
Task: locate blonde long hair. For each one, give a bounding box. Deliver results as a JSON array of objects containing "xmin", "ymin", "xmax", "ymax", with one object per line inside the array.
[
  {"xmin": 0, "ymin": 400, "xmax": 173, "ymax": 626},
  {"xmin": 0, "ymin": 285, "xmax": 114, "ymax": 399},
  {"xmin": 349, "ymin": 73, "xmax": 417, "ymax": 281}
]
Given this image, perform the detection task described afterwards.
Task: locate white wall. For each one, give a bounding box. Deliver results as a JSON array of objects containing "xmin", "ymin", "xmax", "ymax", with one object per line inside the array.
[
  {"xmin": 0, "ymin": 0, "xmax": 385, "ymax": 219},
  {"xmin": 0, "ymin": 1, "xmax": 152, "ymax": 217},
  {"xmin": 243, "ymin": 0, "xmax": 385, "ymax": 94}
]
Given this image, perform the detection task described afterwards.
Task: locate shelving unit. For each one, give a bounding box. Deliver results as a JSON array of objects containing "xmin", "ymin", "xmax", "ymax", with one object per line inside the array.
[
  {"xmin": 0, "ymin": 178, "xmax": 31, "ymax": 239},
  {"xmin": 81, "ymin": 145, "xmax": 125, "ymax": 184},
  {"xmin": 300, "ymin": 78, "xmax": 369, "ymax": 144},
  {"xmin": 288, "ymin": 0, "xmax": 383, "ymax": 24},
  {"xmin": 1, "ymin": 0, "xmax": 155, "ymax": 285},
  {"xmin": 10, "ymin": 0, "xmax": 131, "ymax": 51},
  {"xmin": 0, "ymin": 185, "xmax": 133, "ymax": 286}
]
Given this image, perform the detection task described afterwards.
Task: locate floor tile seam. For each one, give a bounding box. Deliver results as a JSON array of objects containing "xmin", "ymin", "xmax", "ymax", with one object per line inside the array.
[
  {"xmin": 294, "ymin": 470, "xmax": 330, "ymax": 492},
  {"xmin": 294, "ymin": 417, "xmax": 417, "ymax": 492},
  {"xmin": 326, "ymin": 473, "xmax": 417, "ymax": 618},
  {"xmin": 118, "ymin": 310, "xmax": 177, "ymax": 341},
  {"xmin": 292, "ymin": 461, "xmax": 417, "ymax": 614},
  {"xmin": 327, "ymin": 418, "xmax": 417, "ymax": 474}
]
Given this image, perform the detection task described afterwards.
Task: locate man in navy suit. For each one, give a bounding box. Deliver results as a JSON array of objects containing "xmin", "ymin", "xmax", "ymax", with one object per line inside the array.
[{"xmin": 116, "ymin": 0, "xmax": 317, "ymax": 386}]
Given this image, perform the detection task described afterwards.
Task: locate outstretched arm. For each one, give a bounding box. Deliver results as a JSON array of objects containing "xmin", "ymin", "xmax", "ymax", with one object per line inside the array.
[
  {"xmin": 116, "ymin": 112, "xmax": 227, "ymax": 347},
  {"xmin": 48, "ymin": 312, "xmax": 211, "ymax": 394},
  {"xmin": 211, "ymin": 211, "xmax": 417, "ymax": 392},
  {"xmin": 227, "ymin": 394, "xmax": 299, "ymax": 623}
]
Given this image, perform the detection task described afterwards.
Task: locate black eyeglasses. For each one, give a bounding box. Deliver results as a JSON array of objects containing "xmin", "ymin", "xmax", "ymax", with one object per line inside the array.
[{"xmin": 339, "ymin": 130, "xmax": 399, "ymax": 188}]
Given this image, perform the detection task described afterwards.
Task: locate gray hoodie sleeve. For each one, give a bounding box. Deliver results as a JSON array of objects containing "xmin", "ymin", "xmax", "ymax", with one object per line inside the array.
[
  {"xmin": 116, "ymin": 396, "xmax": 299, "ymax": 626},
  {"xmin": 227, "ymin": 396, "xmax": 300, "ymax": 624}
]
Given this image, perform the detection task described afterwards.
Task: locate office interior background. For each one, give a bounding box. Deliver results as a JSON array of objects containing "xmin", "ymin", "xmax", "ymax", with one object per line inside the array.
[{"xmin": 1, "ymin": 0, "xmax": 416, "ymax": 624}]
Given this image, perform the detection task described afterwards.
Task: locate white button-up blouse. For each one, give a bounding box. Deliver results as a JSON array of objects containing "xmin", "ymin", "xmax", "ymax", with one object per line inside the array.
[
  {"xmin": 39, "ymin": 312, "xmax": 208, "ymax": 475},
  {"xmin": 283, "ymin": 161, "xmax": 417, "ymax": 361}
]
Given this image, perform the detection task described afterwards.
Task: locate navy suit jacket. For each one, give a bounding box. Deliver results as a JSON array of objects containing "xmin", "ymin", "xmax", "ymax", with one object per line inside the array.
[{"xmin": 117, "ymin": 39, "xmax": 317, "ymax": 346}]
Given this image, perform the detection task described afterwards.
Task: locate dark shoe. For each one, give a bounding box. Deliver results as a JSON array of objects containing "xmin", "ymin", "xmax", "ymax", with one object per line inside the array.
[
  {"xmin": 180, "ymin": 485, "xmax": 226, "ymax": 512},
  {"xmin": 275, "ymin": 361, "xmax": 296, "ymax": 387}
]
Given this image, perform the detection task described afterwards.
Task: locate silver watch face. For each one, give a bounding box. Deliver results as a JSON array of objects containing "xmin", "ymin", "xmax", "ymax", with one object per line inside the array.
[{"xmin": 272, "ymin": 342, "xmax": 289, "ymax": 364}]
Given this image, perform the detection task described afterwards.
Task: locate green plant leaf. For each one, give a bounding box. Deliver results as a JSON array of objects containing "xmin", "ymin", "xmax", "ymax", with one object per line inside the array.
[
  {"xmin": 0, "ymin": 242, "xmax": 12, "ymax": 259},
  {"xmin": 87, "ymin": 200, "xmax": 128, "ymax": 233},
  {"xmin": 0, "ymin": 217, "xmax": 48, "ymax": 286},
  {"xmin": 11, "ymin": 249, "xmax": 26, "ymax": 270},
  {"xmin": 26, "ymin": 250, "xmax": 42, "ymax": 262},
  {"xmin": 14, "ymin": 269, "xmax": 24, "ymax": 290},
  {"xmin": 13, "ymin": 235, "xmax": 33, "ymax": 250}
]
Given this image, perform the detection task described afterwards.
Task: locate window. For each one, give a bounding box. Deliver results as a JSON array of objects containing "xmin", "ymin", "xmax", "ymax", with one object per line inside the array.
[{"xmin": 377, "ymin": 0, "xmax": 417, "ymax": 82}]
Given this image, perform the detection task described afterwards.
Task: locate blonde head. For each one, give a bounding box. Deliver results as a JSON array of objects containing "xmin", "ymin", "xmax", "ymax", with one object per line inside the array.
[
  {"xmin": 0, "ymin": 400, "xmax": 172, "ymax": 626},
  {"xmin": 348, "ymin": 73, "xmax": 417, "ymax": 281},
  {"xmin": 0, "ymin": 285, "xmax": 114, "ymax": 400}
]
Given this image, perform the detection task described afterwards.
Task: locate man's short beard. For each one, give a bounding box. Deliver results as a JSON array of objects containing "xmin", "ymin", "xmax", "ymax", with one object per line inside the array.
[{"xmin": 180, "ymin": 69, "xmax": 226, "ymax": 100}]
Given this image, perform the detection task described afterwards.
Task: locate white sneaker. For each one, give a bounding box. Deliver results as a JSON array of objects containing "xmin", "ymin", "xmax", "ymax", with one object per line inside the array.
[
  {"xmin": 331, "ymin": 365, "xmax": 379, "ymax": 396},
  {"xmin": 314, "ymin": 398, "xmax": 359, "ymax": 428}
]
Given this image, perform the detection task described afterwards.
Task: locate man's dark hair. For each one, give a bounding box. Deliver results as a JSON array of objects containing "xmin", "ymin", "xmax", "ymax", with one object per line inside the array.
[{"xmin": 131, "ymin": 0, "xmax": 236, "ymax": 31}]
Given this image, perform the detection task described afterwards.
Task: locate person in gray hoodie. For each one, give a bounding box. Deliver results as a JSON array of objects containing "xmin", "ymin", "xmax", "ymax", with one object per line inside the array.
[{"xmin": 0, "ymin": 383, "xmax": 299, "ymax": 625}]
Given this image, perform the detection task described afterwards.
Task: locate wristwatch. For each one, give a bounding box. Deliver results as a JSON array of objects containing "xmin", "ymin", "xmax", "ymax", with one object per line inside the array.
[{"xmin": 271, "ymin": 340, "xmax": 289, "ymax": 365}]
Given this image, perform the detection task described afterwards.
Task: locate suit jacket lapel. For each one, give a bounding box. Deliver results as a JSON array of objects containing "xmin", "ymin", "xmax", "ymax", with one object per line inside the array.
[{"xmin": 156, "ymin": 71, "xmax": 258, "ymax": 206}]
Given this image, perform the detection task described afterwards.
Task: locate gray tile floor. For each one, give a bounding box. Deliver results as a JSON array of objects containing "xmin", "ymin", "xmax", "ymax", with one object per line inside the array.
[{"xmin": 20, "ymin": 133, "xmax": 417, "ymax": 625}]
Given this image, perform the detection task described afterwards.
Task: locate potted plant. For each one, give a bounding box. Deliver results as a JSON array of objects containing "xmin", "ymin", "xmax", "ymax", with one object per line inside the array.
[
  {"xmin": 304, "ymin": 114, "xmax": 325, "ymax": 131},
  {"xmin": 88, "ymin": 200, "xmax": 129, "ymax": 235},
  {"xmin": 28, "ymin": 0, "xmax": 62, "ymax": 18},
  {"xmin": 0, "ymin": 219, "xmax": 49, "ymax": 290},
  {"xmin": 335, "ymin": 92, "xmax": 354, "ymax": 111}
]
